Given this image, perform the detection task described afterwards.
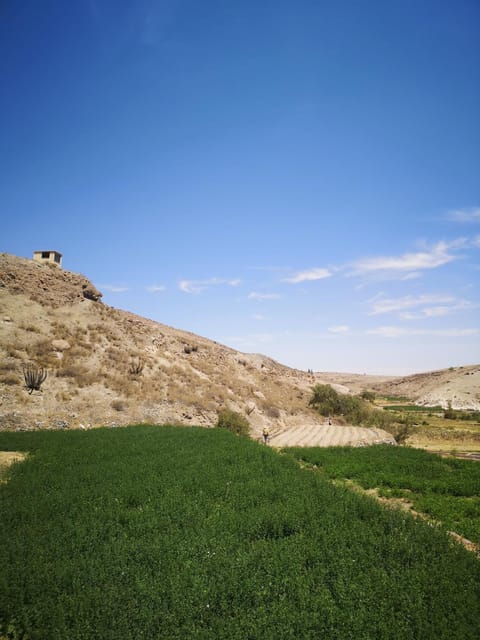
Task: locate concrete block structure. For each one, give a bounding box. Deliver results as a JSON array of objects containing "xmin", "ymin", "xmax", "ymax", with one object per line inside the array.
[{"xmin": 32, "ymin": 250, "xmax": 63, "ymax": 267}]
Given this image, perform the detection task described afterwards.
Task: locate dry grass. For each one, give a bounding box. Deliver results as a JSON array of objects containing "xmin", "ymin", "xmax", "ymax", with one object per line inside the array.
[
  {"xmin": 111, "ymin": 399, "xmax": 128, "ymax": 412},
  {"xmin": 0, "ymin": 373, "xmax": 19, "ymax": 386}
]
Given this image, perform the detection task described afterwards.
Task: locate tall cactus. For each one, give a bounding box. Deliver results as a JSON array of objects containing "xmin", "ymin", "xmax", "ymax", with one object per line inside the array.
[{"xmin": 23, "ymin": 364, "xmax": 47, "ymax": 394}]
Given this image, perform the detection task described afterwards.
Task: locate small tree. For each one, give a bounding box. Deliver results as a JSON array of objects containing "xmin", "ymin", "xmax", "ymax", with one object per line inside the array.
[
  {"xmin": 444, "ymin": 402, "xmax": 457, "ymax": 420},
  {"xmin": 216, "ymin": 409, "xmax": 250, "ymax": 437},
  {"xmin": 23, "ymin": 364, "xmax": 47, "ymax": 394},
  {"xmin": 308, "ymin": 384, "xmax": 342, "ymax": 416}
]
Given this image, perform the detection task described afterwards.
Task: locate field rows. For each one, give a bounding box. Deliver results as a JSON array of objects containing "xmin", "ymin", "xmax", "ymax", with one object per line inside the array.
[{"xmin": 270, "ymin": 423, "xmax": 395, "ymax": 447}]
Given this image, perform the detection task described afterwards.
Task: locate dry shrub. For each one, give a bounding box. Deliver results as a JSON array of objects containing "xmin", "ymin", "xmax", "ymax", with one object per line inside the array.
[
  {"xmin": 55, "ymin": 364, "xmax": 98, "ymax": 388},
  {"xmin": 0, "ymin": 373, "xmax": 19, "ymax": 386},
  {"xmin": 261, "ymin": 404, "xmax": 281, "ymax": 419},
  {"xmin": 0, "ymin": 362, "xmax": 17, "ymax": 372},
  {"xmin": 104, "ymin": 347, "xmax": 125, "ymax": 365},
  {"xmin": 55, "ymin": 390, "xmax": 73, "ymax": 402},
  {"xmin": 26, "ymin": 340, "xmax": 57, "ymax": 367},
  {"xmin": 111, "ymin": 399, "xmax": 127, "ymax": 412},
  {"xmin": 21, "ymin": 324, "xmax": 41, "ymax": 333},
  {"xmin": 5, "ymin": 347, "xmax": 23, "ymax": 359},
  {"xmin": 56, "ymin": 366, "xmax": 82, "ymax": 378}
]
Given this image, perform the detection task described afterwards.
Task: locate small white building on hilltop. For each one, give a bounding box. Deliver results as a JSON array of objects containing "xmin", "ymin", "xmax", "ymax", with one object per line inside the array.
[{"xmin": 32, "ymin": 250, "xmax": 62, "ymax": 267}]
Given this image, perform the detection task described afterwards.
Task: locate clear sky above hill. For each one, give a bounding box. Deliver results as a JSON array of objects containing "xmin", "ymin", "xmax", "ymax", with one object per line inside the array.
[{"xmin": 1, "ymin": 0, "xmax": 479, "ymax": 374}]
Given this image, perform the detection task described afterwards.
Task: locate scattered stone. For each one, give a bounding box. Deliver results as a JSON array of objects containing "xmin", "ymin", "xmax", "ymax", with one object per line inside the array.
[
  {"xmin": 51, "ymin": 339, "xmax": 71, "ymax": 351},
  {"xmin": 82, "ymin": 283, "xmax": 102, "ymax": 302}
]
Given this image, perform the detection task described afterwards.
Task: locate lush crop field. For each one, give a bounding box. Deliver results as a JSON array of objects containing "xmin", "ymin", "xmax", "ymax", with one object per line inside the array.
[
  {"xmin": 381, "ymin": 404, "xmax": 444, "ymax": 412},
  {"xmin": 284, "ymin": 445, "xmax": 480, "ymax": 544},
  {"xmin": 1, "ymin": 427, "xmax": 479, "ymax": 640}
]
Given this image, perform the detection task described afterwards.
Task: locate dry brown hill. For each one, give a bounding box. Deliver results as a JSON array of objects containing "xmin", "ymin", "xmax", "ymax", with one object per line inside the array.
[
  {"xmin": 314, "ymin": 368, "xmax": 480, "ymax": 411},
  {"xmin": 0, "ymin": 253, "xmax": 477, "ymax": 443},
  {"xmin": 0, "ymin": 253, "xmax": 340, "ymax": 440}
]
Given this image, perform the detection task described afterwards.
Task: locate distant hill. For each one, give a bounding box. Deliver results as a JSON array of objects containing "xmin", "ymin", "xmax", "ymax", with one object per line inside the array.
[
  {"xmin": 316, "ymin": 367, "xmax": 480, "ymax": 411},
  {"xmin": 0, "ymin": 253, "xmax": 478, "ymax": 441}
]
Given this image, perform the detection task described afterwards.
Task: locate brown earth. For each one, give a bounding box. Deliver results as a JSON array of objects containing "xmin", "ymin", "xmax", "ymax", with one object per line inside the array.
[{"xmin": 0, "ymin": 252, "xmax": 478, "ymax": 445}]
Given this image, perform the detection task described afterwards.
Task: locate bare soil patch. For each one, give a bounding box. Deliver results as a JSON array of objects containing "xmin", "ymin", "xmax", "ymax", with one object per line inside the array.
[{"xmin": 0, "ymin": 451, "xmax": 27, "ymax": 482}]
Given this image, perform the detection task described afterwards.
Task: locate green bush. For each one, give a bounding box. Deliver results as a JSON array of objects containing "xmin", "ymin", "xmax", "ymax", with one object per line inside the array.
[
  {"xmin": 360, "ymin": 390, "xmax": 376, "ymax": 402},
  {"xmin": 309, "ymin": 384, "xmax": 391, "ymax": 425},
  {"xmin": 216, "ymin": 409, "xmax": 250, "ymax": 436}
]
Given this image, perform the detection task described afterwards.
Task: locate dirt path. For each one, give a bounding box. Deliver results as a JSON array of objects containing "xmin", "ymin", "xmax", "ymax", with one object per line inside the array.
[{"xmin": 270, "ymin": 423, "xmax": 396, "ymax": 447}]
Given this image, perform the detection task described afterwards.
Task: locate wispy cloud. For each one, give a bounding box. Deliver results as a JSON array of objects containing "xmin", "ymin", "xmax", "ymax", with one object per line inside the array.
[
  {"xmin": 446, "ymin": 207, "xmax": 480, "ymax": 223},
  {"xmin": 248, "ymin": 292, "xmax": 281, "ymax": 300},
  {"xmin": 284, "ymin": 267, "xmax": 333, "ymax": 284},
  {"xmin": 146, "ymin": 284, "xmax": 166, "ymax": 293},
  {"xmin": 98, "ymin": 284, "xmax": 129, "ymax": 293},
  {"xmin": 328, "ymin": 325, "xmax": 351, "ymax": 334},
  {"xmin": 351, "ymin": 241, "xmax": 461, "ymax": 277},
  {"xmin": 402, "ymin": 302, "xmax": 478, "ymax": 320},
  {"xmin": 179, "ymin": 278, "xmax": 241, "ymax": 294},
  {"xmin": 367, "ymin": 326, "xmax": 479, "ymax": 338},
  {"xmin": 368, "ymin": 293, "xmax": 477, "ymax": 319},
  {"xmin": 368, "ymin": 294, "xmax": 456, "ymax": 315},
  {"xmin": 252, "ymin": 314, "xmax": 265, "ymax": 321}
]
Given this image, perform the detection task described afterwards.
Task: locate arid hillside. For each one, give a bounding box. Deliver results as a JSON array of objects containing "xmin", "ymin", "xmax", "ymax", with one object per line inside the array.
[
  {"xmin": 0, "ymin": 253, "xmax": 477, "ymax": 442},
  {"xmin": 317, "ymin": 367, "xmax": 480, "ymax": 411}
]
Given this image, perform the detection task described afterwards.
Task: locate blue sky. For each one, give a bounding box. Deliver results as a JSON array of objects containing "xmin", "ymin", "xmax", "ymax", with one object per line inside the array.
[{"xmin": 1, "ymin": 0, "xmax": 479, "ymax": 374}]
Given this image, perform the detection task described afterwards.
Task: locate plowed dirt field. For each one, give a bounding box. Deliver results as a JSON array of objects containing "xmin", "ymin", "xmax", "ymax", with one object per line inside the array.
[{"xmin": 270, "ymin": 423, "xmax": 396, "ymax": 447}]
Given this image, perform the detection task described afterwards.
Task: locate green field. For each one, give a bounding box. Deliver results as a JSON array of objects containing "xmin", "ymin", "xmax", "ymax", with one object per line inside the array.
[
  {"xmin": 381, "ymin": 404, "xmax": 444, "ymax": 412},
  {"xmin": 284, "ymin": 445, "xmax": 480, "ymax": 544},
  {"xmin": 1, "ymin": 427, "xmax": 479, "ymax": 639}
]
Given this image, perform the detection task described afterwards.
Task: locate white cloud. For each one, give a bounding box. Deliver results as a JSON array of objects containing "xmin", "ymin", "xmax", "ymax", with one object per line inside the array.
[
  {"xmin": 473, "ymin": 235, "xmax": 480, "ymax": 248},
  {"xmin": 351, "ymin": 241, "xmax": 461, "ymax": 276},
  {"xmin": 146, "ymin": 284, "xmax": 166, "ymax": 293},
  {"xmin": 284, "ymin": 267, "xmax": 332, "ymax": 284},
  {"xmin": 248, "ymin": 292, "xmax": 281, "ymax": 300},
  {"xmin": 328, "ymin": 325, "xmax": 351, "ymax": 334},
  {"xmin": 98, "ymin": 284, "xmax": 129, "ymax": 293},
  {"xmin": 369, "ymin": 294, "xmax": 456, "ymax": 315},
  {"xmin": 252, "ymin": 314, "xmax": 265, "ymax": 321},
  {"xmin": 367, "ymin": 326, "xmax": 479, "ymax": 338},
  {"xmin": 401, "ymin": 307, "xmax": 451, "ymax": 319},
  {"xmin": 179, "ymin": 278, "xmax": 241, "ymax": 294},
  {"xmin": 446, "ymin": 207, "xmax": 480, "ymax": 223},
  {"xmin": 369, "ymin": 294, "xmax": 477, "ymax": 320}
]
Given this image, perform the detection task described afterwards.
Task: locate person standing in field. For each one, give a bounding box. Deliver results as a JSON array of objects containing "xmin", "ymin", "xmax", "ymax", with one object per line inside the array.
[{"xmin": 262, "ymin": 426, "xmax": 270, "ymax": 444}]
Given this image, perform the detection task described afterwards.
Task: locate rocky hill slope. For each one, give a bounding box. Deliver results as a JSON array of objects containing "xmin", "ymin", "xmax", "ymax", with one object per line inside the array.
[
  {"xmin": 0, "ymin": 254, "xmax": 333, "ymax": 437},
  {"xmin": 0, "ymin": 253, "xmax": 478, "ymax": 438}
]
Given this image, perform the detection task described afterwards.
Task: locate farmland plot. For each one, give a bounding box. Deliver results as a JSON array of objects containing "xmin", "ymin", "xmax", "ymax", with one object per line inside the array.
[
  {"xmin": 270, "ymin": 423, "xmax": 395, "ymax": 447},
  {"xmin": 0, "ymin": 426, "xmax": 479, "ymax": 640}
]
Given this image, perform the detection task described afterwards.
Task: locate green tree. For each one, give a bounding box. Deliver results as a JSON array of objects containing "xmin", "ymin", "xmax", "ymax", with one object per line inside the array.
[{"xmin": 308, "ymin": 384, "xmax": 342, "ymax": 416}]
